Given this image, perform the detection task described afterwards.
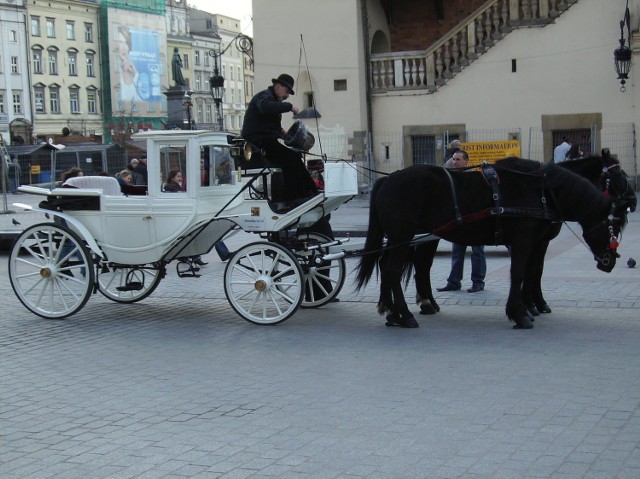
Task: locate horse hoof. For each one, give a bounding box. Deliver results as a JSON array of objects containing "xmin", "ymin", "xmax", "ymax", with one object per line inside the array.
[
  {"xmin": 419, "ymin": 303, "xmax": 438, "ymax": 315},
  {"xmin": 527, "ymin": 307, "xmax": 540, "ymax": 317},
  {"xmin": 513, "ymin": 316, "xmax": 534, "ymax": 329},
  {"xmin": 385, "ymin": 314, "xmax": 419, "ymax": 328},
  {"xmin": 537, "ymin": 303, "xmax": 552, "ymax": 314}
]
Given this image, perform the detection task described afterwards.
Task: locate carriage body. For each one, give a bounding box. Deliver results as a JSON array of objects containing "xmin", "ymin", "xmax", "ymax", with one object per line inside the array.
[{"xmin": 10, "ymin": 129, "xmax": 358, "ymax": 322}]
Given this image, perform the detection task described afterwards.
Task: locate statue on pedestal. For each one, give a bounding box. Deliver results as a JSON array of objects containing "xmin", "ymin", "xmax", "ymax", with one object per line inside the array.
[{"xmin": 171, "ymin": 47, "xmax": 186, "ymax": 87}]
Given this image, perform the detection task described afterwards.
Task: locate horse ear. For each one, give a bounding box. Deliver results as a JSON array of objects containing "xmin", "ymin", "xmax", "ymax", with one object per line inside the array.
[{"xmin": 601, "ymin": 148, "xmax": 610, "ymax": 159}]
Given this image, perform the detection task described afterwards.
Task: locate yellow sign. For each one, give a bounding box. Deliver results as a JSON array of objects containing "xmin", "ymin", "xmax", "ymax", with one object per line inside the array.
[
  {"xmin": 460, "ymin": 140, "xmax": 521, "ymax": 166},
  {"xmin": 31, "ymin": 165, "xmax": 41, "ymax": 174}
]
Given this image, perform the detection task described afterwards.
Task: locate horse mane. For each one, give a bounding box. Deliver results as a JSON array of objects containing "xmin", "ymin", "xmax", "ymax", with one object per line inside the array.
[{"xmin": 542, "ymin": 162, "xmax": 611, "ymax": 220}]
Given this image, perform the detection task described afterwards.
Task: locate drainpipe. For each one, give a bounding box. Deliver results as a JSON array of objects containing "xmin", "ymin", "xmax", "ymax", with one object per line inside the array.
[{"xmin": 360, "ymin": 0, "xmax": 375, "ymax": 188}]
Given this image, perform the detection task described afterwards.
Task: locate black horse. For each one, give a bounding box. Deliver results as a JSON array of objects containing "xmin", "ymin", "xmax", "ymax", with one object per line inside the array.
[
  {"xmin": 522, "ymin": 152, "xmax": 637, "ymax": 316},
  {"xmin": 412, "ymin": 153, "xmax": 637, "ymax": 320},
  {"xmin": 355, "ymin": 158, "xmax": 631, "ymax": 329}
]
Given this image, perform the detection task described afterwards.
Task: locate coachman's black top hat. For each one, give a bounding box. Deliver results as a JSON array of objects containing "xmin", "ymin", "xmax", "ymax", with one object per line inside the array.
[{"xmin": 272, "ymin": 74, "xmax": 295, "ymax": 95}]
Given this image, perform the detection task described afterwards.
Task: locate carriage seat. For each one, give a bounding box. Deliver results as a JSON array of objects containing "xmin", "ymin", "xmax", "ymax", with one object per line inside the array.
[
  {"xmin": 41, "ymin": 176, "xmax": 123, "ymax": 212},
  {"xmin": 63, "ymin": 176, "xmax": 123, "ymax": 195}
]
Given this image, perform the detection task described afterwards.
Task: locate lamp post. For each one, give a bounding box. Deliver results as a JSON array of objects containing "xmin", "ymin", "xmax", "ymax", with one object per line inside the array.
[
  {"xmin": 208, "ymin": 50, "xmax": 225, "ymax": 131},
  {"xmin": 614, "ymin": 0, "xmax": 632, "ymax": 92}
]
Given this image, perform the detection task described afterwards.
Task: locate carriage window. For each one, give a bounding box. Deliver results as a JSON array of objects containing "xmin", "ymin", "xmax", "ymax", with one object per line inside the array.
[
  {"xmin": 200, "ymin": 145, "xmax": 235, "ymax": 187},
  {"xmin": 159, "ymin": 144, "xmax": 188, "ymax": 192}
]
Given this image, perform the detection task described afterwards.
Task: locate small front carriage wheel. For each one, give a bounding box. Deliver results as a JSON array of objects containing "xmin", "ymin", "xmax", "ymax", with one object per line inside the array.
[
  {"xmin": 98, "ymin": 264, "xmax": 163, "ymax": 303},
  {"xmin": 224, "ymin": 241, "xmax": 304, "ymax": 325},
  {"xmin": 294, "ymin": 232, "xmax": 346, "ymax": 308},
  {"xmin": 9, "ymin": 222, "xmax": 94, "ymax": 319}
]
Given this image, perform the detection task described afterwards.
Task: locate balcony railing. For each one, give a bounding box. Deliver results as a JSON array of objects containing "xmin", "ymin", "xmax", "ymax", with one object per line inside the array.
[{"xmin": 370, "ymin": 0, "xmax": 579, "ymax": 94}]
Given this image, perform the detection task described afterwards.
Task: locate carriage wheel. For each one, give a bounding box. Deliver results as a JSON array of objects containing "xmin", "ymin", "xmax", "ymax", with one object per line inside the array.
[
  {"xmin": 8, "ymin": 222, "xmax": 94, "ymax": 319},
  {"xmin": 97, "ymin": 264, "xmax": 163, "ymax": 303},
  {"xmin": 224, "ymin": 241, "xmax": 303, "ymax": 325},
  {"xmin": 294, "ymin": 232, "xmax": 346, "ymax": 308}
]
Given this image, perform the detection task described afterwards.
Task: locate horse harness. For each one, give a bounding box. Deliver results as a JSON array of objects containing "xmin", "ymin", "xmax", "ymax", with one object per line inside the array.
[{"xmin": 434, "ymin": 163, "xmax": 556, "ymax": 244}]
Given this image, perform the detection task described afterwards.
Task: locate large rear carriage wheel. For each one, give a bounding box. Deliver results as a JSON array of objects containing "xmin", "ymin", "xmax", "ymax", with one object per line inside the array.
[
  {"xmin": 8, "ymin": 222, "xmax": 94, "ymax": 319},
  {"xmin": 224, "ymin": 242, "xmax": 303, "ymax": 325}
]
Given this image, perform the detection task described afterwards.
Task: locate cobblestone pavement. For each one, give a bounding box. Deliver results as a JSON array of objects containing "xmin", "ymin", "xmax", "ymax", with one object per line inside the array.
[{"xmin": 1, "ymin": 198, "xmax": 640, "ymax": 478}]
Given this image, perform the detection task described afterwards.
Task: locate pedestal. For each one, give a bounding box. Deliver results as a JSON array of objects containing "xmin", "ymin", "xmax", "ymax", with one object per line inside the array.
[{"xmin": 163, "ymin": 86, "xmax": 192, "ymax": 130}]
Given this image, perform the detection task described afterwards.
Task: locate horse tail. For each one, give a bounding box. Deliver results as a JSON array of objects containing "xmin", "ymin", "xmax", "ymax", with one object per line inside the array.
[{"xmin": 355, "ymin": 176, "xmax": 386, "ymax": 291}]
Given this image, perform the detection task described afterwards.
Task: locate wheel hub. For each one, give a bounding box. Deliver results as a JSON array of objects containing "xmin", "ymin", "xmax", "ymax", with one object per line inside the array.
[
  {"xmin": 254, "ymin": 275, "xmax": 274, "ymax": 292},
  {"xmin": 40, "ymin": 267, "xmax": 52, "ymax": 278}
]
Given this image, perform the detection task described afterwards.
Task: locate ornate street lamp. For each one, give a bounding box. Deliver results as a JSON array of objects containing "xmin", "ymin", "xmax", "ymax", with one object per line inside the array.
[
  {"xmin": 614, "ymin": 0, "xmax": 632, "ymax": 92},
  {"xmin": 208, "ymin": 50, "xmax": 225, "ymax": 131}
]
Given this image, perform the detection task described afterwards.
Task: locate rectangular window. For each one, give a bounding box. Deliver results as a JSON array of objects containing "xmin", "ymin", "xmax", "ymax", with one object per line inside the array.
[
  {"xmin": 87, "ymin": 91, "xmax": 96, "ymax": 113},
  {"xmin": 205, "ymin": 103, "xmax": 212, "ymax": 123},
  {"xmin": 48, "ymin": 51, "xmax": 57, "ymax": 74},
  {"xmin": 11, "ymin": 57, "xmax": 19, "ymax": 74},
  {"xmin": 50, "ymin": 88, "xmax": 60, "ymax": 113},
  {"xmin": 66, "ymin": 21, "xmax": 75, "ymax": 40},
  {"xmin": 31, "ymin": 16, "xmax": 41, "ymax": 36},
  {"xmin": 70, "ymin": 89, "xmax": 79, "ymax": 113},
  {"xmin": 68, "ymin": 53, "xmax": 77, "ymax": 76},
  {"xmin": 33, "ymin": 51, "xmax": 42, "ymax": 73},
  {"xmin": 334, "ymin": 79, "xmax": 347, "ymax": 91},
  {"xmin": 12, "ymin": 93, "xmax": 22, "ymax": 114},
  {"xmin": 0, "ymin": 94, "xmax": 4, "ymax": 114},
  {"xmin": 204, "ymin": 54, "xmax": 210, "ymax": 67},
  {"xmin": 183, "ymin": 54, "xmax": 189, "ymax": 68},
  {"xmin": 46, "ymin": 18, "xmax": 55, "ymax": 38},
  {"xmin": 197, "ymin": 102, "xmax": 203, "ymax": 123},
  {"xmin": 84, "ymin": 23, "xmax": 93, "ymax": 42},
  {"xmin": 230, "ymin": 67, "xmax": 234, "ymax": 81},
  {"xmin": 195, "ymin": 74, "xmax": 201, "ymax": 91},
  {"xmin": 9, "ymin": 30, "xmax": 17, "ymax": 42},
  {"xmin": 195, "ymin": 51, "xmax": 200, "ymax": 65},
  {"xmin": 35, "ymin": 88, "xmax": 45, "ymax": 113},
  {"xmin": 86, "ymin": 54, "xmax": 94, "ymax": 76}
]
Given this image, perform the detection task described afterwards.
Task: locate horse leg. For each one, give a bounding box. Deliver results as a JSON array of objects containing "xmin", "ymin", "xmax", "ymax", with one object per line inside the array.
[
  {"xmin": 414, "ymin": 240, "xmax": 440, "ymax": 315},
  {"xmin": 382, "ymin": 245, "xmax": 419, "ymax": 328},
  {"xmin": 506, "ymin": 244, "xmax": 534, "ymax": 329},
  {"xmin": 529, "ymin": 241, "xmax": 552, "ymax": 314},
  {"xmin": 377, "ymin": 251, "xmax": 394, "ymax": 315}
]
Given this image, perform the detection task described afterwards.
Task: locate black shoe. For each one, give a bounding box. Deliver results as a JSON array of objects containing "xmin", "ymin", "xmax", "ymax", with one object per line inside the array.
[
  {"xmin": 194, "ymin": 258, "xmax": 208, "ymax": 266},
  {"xmin": 467, "ymin": 285, "xmax": 484, "ymax": 293},
  {"xmin": 219, "ymin": 251, "xmax": 235, "ymax": 262},
  {"xmin": 437, "ymin": 284, "xmax": 461, "ymax": 292}
]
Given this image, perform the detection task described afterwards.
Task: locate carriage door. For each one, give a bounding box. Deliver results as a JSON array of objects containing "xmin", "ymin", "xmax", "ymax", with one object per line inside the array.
[{"xmin": 411, "ymin": 135, "xmax": 437, "ymax": 166}]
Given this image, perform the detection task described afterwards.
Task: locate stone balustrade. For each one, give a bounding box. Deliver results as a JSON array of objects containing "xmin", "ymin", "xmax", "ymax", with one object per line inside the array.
[{"xmin": 370, "ymin": 0, "xmax": 578, "ymax": 93}]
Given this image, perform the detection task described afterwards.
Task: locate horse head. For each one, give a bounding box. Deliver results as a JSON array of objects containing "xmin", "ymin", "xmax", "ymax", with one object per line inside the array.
[
  {"xmin": 582, "ymin": 205, "xmax": 624, "ymax": 272},
  {"xmin": 600, "ymin": 149, "xmax": 637, "ymax": 214}
]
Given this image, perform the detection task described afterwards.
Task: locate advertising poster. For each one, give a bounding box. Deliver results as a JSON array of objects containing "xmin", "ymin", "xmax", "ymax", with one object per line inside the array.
[{"xmin": 108, "ymin": 9, "xmax": 167, "ymax": 117}]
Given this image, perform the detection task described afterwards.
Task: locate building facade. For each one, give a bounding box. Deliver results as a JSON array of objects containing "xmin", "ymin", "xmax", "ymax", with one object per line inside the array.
[
  {"xmin": 0, "ymin": 0, "xmax": 32, "ymax": 145},
  {"xmin": 253, "ymin": 0, "xmax": 639, "ymax": 187},
  {"xmin": 0, "ymin": 0, "xmax": 253, "ymax": 148},
  {"xmin": 26, "ymin": 0, "xmax": 102, "ymax": 143}
]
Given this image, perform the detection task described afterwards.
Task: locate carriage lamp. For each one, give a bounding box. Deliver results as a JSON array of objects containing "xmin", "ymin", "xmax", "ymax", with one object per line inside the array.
[
  {"xmin": 614, "ymin": 1, "xmax": 632, "ymax": 92},
  {"xmin": 209, "ymin": 50, "xmax": 225, "ymax": 131}
]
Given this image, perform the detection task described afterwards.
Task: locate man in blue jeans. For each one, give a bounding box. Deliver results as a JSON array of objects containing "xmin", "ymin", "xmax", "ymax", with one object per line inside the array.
[{"xmin": 437, "ymin": 149, "xmax": 486, "ymax": 293}]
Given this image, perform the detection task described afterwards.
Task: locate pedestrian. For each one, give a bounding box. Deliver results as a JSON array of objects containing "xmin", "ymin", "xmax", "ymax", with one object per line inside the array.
[
  {"xmin": 8, "ymin": 156, "xmax": 21, "ymax": 194},
  {"xmin": 437, "ymin": 149, "xmax": 487, "ymax": 293},
  {"xmin": 553, "ymin": 138, "xmax": 571, "ymax": 163}
]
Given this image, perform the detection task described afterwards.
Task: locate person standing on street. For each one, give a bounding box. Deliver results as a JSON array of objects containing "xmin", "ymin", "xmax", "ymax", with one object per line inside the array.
[
  {"xmin": 437, "ymin": 149, "xmax": 487, "ymax": 293},
  {"xmin": 553, "ymin": 138, "xmax": 571, "ymax": 163}
]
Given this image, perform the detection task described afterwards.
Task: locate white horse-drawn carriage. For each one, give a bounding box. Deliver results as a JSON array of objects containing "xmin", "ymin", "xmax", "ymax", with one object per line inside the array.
[{"xmin": 9, "ymin": 129, "xmax": 359, "ymax": 324}]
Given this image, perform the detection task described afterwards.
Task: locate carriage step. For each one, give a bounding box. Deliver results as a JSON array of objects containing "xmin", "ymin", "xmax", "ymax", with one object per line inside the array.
[{"xmin": 116, "ymin": 282, "xmax": 143, "ymax": 292}]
